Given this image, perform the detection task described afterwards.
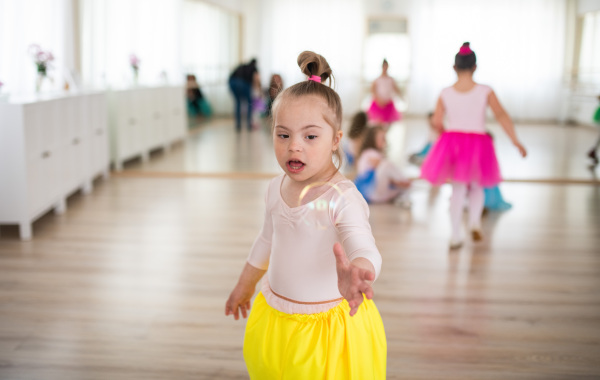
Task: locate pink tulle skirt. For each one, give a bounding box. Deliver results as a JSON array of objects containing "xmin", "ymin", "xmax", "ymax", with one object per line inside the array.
[
  {"xmin": 367, "ymin": 101, "xmax": 401, "ymax": 123},
  {"xmin": 420, "ymin": 131, "xmax": 502, "ymax": 187}
]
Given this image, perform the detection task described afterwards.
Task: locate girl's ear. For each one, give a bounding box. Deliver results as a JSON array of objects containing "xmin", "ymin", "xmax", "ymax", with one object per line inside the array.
[{"xmin": 332, "ymin": 130, "xmax": 343, "ymax": 151}]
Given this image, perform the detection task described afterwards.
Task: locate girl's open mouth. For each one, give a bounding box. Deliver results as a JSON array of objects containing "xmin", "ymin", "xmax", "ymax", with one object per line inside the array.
[{"xmin": 287, "ymin": 160, "xmax": 305, "ymax": 173}]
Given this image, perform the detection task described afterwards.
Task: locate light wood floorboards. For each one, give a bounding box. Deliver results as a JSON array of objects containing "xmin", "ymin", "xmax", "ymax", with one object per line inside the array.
[{"xmin": 1, "ymin": 118, "xmax": 599, "ymax": 379}]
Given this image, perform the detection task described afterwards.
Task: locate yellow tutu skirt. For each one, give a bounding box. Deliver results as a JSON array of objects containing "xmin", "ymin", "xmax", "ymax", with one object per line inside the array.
[{"xmin": 243, "ymin": 292, "xmax": 387, "ymax": 379}]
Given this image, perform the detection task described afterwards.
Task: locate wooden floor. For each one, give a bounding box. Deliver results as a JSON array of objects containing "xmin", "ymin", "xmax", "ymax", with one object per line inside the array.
[{"xmin": 1, "ymin": 117, "xmax": 599, "ymax": 379}]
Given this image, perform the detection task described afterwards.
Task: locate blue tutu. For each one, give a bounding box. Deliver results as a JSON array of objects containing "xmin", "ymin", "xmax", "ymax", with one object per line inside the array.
[{"xmin": 354, "ymin": 169, "xmax": 376, "ymax": 203}]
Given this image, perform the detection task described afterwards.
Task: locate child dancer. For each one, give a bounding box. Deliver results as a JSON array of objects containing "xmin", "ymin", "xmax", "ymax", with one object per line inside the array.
[
  {"xmin": 343, "ymin": 110, "xmax": 369, "ymax": 167},
  {"xmin": 408, "ymin": 112, "xmax": 439, "ymax": 166},
  {"xmin": 367, "ymin": 59, "xmax": 402, "ymax": 128},
  {"xmin": 421, "ymin": 42, "xmax": 527, "ymax": 249},
  {"xmin": 264, "ymin": 74, "xmax": 284, "ymax": 118},
  {"xmin": 225, "ymin": 51, "xmax": 386, "ymax": 379},
  {"xmin": 355, "ymin": 125, "xmax": 411, "ymax": 205}
]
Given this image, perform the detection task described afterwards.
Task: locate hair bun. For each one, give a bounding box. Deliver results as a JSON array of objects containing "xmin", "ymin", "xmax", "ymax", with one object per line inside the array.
[
  {"xmin": 297, "ymin": 51, "xmax": 333, "ymax": 86},
  {"xmin": 458, "ymin": 42, "xmax": 473, "ymax": 56}
]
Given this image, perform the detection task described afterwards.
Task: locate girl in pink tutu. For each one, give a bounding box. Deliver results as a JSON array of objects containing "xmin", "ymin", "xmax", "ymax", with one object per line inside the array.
[
  {"xmin": 367, "ymin": 59, "xmax": 401, "ymax": 128},
  {"xmin": 421, "ymin": 42, "xmax": 527, "ymax": 249}
]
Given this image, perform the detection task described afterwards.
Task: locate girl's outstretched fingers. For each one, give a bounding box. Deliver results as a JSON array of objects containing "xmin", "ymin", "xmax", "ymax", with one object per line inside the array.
[
  {"xmin": 333, "ymin": 242, "xmax": 350, "ymax": 268},
  {"xmin": 333, "ymin": 242, "xmax": 374, "ymax": 317}
]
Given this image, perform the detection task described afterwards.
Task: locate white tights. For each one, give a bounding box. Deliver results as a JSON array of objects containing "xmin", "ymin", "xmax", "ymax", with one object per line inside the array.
[{"xmin": 449, "ymin": 182, "xmax": 484, "ymax": 242}]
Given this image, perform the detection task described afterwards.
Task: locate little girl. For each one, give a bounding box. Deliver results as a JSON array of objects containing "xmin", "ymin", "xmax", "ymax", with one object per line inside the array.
[
  {"xmin": 355, "ymin": 125, "xmax": 411, "ymax": 205},
  {"xmin": 408, "ymin": 112, "xmax": 439, "ymax": 166},
  {"xmin": 421, "ymin": 42, "xmax": 527, "ymax": 249},
  {"xmin": 225, "ymin": 51, "xmax": 386, "ymax": 379},
  {"xmin": 367, "ymin": 59, "xmax": 402, "ymax": 128},
  {"xmin": 342, "ymin": 110, "xmax": 369, "ymax": 167}
]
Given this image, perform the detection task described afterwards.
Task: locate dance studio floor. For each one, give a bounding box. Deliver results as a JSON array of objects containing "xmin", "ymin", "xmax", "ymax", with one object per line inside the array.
[{"xmin": 0, "ymin": 117, "xmax": 599, "ymax": 379}]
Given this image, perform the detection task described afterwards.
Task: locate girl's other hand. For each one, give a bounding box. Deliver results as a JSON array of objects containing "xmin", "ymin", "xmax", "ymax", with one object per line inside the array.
[
  {"xmin": 225, "ymin": 284, "xmax": 254, "ymax": 320},
  {"xmin": 333, "ymin": 242, "xmax": 375, "ymax": 317}
]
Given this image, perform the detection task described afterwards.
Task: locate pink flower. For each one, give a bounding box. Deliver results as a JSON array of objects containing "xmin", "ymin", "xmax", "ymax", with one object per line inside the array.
[
  {"xmin": 28, "ymin": 44, "xmax": 41, "ymax": 55},
  {"xmin": 129, "ymin": 54, "xmax": 140, "ymax": 69},
  {"xmin": 29, "ymin": 44, "xmax": 54, "ymax": 64}
]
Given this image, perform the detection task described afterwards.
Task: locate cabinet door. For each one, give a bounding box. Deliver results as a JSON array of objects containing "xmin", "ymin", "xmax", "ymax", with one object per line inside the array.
[
  {"xmin": 167, "ymin": 86, "xmax": 186, "ymax": 143},
  {"xmin": 129, "ymin": 89, "xmax": 145, "ymax": 155},
  {"xmin": 148, "ymin": 88, "xmax": 166, "ymax": 149},
  {"xmin": 23, "ymin": 102, "xmax": 61, "ymax": 218},
  {"xmin": 113, "ymin": 91, "xmax": 136, "ymax": 161},
  {"xmin": 90, "ymin": 94, "xmax": 109, "ymax": 176},
  {"xmin": 60, "ymin": 97, "xmax": 89, "ymax": 195},
  {"xmin": 138, "ymin": 88, "xmax": 155, "ymax": 150}
]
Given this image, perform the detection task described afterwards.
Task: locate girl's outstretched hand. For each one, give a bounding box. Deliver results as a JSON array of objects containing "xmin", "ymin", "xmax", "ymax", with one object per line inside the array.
[
  {"xmin": 333, "ymin": 242, "xmax": 375, "ymax": 317},
  {"xmin": 225, "ymin": 283, "xmax": 254, "ymax": 320}
]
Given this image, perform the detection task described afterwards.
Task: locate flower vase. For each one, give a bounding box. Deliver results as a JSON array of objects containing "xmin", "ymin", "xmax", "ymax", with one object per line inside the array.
[
  {"xmin": 133, "ymin": 68, "xmax": 139, "ymax": 85},
  {"xmin": 36, "ymin": 73, "xmax": 45, "ymax": 93}
]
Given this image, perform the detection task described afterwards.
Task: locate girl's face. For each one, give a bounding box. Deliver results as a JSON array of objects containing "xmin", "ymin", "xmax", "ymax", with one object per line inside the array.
[
  {"xmin": 273, "ymin": 95, "xmax": 342, "ymax": 185},
  {"xmin": 375, "ymin": 129, "xmax": 387, "ymax": 150},
  {"xmin": 382, "ymin": 62, "xmax": 389, "ymax": 74}
]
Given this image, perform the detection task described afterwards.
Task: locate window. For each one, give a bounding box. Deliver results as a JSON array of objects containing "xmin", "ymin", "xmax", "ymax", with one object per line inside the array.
[
  {"xmin": 181, "ymin": 0, "xmax": 240, "ymax": 114},
  {"xmin": 578, "ymin": 11, "xmax": 600, "ymax": 84}
]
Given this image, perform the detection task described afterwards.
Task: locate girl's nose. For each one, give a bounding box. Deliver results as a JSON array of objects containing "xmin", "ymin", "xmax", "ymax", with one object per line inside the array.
[{"xmin": 289, "ymin": 138, "xmax": 302, "ymax": 152}]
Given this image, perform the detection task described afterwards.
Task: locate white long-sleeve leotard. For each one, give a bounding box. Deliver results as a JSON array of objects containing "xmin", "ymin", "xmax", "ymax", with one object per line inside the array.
[{"xmin": 247, "ymin": 174, "xmax": 382, "ymax": 314}]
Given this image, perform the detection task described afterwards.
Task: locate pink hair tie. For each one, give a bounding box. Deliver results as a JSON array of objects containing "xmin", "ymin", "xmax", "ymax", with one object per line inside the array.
[
  {"xmin": 459, "ymin": 45, "xmax": 473, "ymax": 55},
  {"xmin": 308, "ymin": 75, "xmax": 321, "ymax": 83}
]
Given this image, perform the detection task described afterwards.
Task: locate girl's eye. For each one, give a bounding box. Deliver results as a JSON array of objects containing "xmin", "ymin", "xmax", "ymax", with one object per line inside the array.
[
  {"xmin": 306, "ymin": 135, "xmax": 317, "ymax": 140},
  {"xmin": 277, "ymin": 134, "xmax": 289, "ymax": 139}
]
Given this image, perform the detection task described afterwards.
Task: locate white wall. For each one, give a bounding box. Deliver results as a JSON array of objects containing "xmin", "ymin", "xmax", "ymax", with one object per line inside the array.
[
  {"xmin": 566, "ymin": 0, "xmax": 600, "ymax": 125},
  {"xmin": 201, "ymin": 0, "xmax": 242, "ymax": 13},
  {"xmin": 241, "ymin": 0, "xmax": 260, "ymax": 63},
  {"xmin": 578, "ymin": 0, "xmax": 600, "ymax": 14},
  {"xmin": 242, "ymin": 1, "xmax": 571, "ymax": 121}
]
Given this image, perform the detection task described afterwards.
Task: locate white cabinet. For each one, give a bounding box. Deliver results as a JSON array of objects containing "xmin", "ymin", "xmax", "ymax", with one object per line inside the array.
[
  {"xmin": 108, "ymin": 86, "xmax": 186, "ymax": 171},
  {"xmin": 0, "ymin": 92, "xmax": 109, "ymax": 240}
]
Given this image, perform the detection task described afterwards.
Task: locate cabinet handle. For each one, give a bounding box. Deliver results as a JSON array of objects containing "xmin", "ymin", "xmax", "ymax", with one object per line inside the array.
[
  {"xmin": 42, "ymin": 151, "xmax": 51, "ymax": 159},
  {"xmin": 96, "ymin": 129, "xmax": 103, "ymax": 135},
  {"xmin": 129, "ymin": 118, "xmax": 136, "ymax": 125},
  {"xmin": 154, "ymin": 112, "xmax": 160, "ymax": 119},
  {"xmin": 73, "ymin": 138, "xmax": 80, "ymax": 145}
]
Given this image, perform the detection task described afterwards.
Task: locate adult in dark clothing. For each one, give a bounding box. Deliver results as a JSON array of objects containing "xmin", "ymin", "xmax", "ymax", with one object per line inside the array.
[{"xmin": 229, "ymin": 58, "xmax": 258, "ymax": 132}]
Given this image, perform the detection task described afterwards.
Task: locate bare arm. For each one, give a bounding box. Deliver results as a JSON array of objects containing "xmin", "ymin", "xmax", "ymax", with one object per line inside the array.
[
  {"xmin": 432, "ymin": 96, "xmax": 445, "ymax": 133},
  {"xmin": 488, "ymin": 91, "xmax": 527, "ymax": 157},
  {"xmin": 225, "ymin": 262, "xmax": 267, "ymax": 320},
  {"xmin": 392, "ymin": 80, "xmax": 402, "ymax": 97}
]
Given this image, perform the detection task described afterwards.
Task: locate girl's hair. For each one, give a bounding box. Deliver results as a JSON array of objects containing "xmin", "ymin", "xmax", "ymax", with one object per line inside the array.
[
  {"xmin": 348, "ymin": 111, "xmax": 368, "ymax": 139},
  {"xmin": 271, "ymin": 51, "xmax": 344, "ymax": 169},
  {"xmin": 358, "ymin": 125, "xmax": 385, "ymax": 158},
  {"xmin": 268, "ymin": 74, "xmax": 283, "ymax": 99},
  {"xmin": 455, "ymin": 42, "xmax": 476, "ymax": 70}
]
